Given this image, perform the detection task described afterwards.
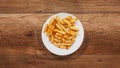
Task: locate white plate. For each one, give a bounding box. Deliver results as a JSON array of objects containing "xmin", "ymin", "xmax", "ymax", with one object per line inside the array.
[{"xmin": 41, "ymin": 13, "xmax": 84, "ymax": 56}]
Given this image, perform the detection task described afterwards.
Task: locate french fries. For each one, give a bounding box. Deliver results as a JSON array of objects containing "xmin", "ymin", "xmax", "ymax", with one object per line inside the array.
[
  {"xmin": 70, "ymin": 18, "xmax": 78, "ymax": 23},
  {"xmin": 57, "ymin": 22, "xmax": 69, "ymax": 33},
  {"xmin": 62, "ymin": 19, "xmax": 71, "ymax": 26},
  {"xmin": 65, "ymin": 16, "xmax": 72, "ymax": 20},
  {"xmin": 55, "ymin": 35, "xmax": 61, "ymax": 39},
  {"xmin": 59, "ymin": 45, "xmax": 67, "ymax": 49},
  {"xmin": 44, "ymin": 15, "xmax": 79, "ymax": 49},
  {"xmin": 55, "ymin": 23, "xmax": 63, "ymax": 30},
  {"xmin": 49, "ymin": 17, "xmax": 55, "ymax": 26},
  {"xmin": 44, "ymin": 24, "xmax": 48, "ymax": 32},
  {"xmin": 70, "ymin": 26, "xmax": 79, "ymax": 31},
  {"xmin": 54, "ymin": 29, "xmax": 66, "ymax": 34},
  {"xmin": 56, "ymin": 16, "xmax": 64, "ymax": 24}
]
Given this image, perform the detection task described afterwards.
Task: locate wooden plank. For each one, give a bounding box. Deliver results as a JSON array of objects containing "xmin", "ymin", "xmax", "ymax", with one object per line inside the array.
[
  {"xmin": 0, "ymin": 55, "xmax": 120, "ymax": 68},
  {"xmin": 0, "ymin": 0, "xmax": 42, "ymax": 13},
  {"xmin": 0, "ymin": 0, "xmax": 120, "ymax": 13},
  {"xmin": 42, "ymin": 0, "xmax": 120, "ymax": 13},
  {"xmin": 0, "ymin": 14, "xmax": 119, "ymax": 55}
]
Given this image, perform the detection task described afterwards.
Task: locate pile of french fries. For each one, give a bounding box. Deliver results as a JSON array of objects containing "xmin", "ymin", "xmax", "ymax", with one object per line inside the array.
[{"xmin": 44, "ymin": 16, "xmax": 79, "ymax": 49}]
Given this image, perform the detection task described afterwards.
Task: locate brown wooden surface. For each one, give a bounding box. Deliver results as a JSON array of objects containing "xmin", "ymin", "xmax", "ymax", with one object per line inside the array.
[
  {"xmin": 0, "ymin": 0, "xmax": 120, "ymax": 68},
  {"xmin": 0, "ymin": 0, "xmax": 120, "ymax": 13}
]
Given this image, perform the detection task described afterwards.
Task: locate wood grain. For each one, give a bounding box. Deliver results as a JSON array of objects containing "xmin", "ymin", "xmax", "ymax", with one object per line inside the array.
[
  {"xmin": 0, "ymin": 0, "xmax": 42, "ymax": 13},
  {"xmin": 0, "ymin": 55, "xmax": 120, "ymax": 68},
  {"xmin": 0, "ymin": 14, "xmax": 119, "ymax": 55},
  {"xmin": 0, "ymin": 0, "xmax": 120, "ymax": 13},
  {"xmin": 42, "ymin": 0, "xmax": 120, "ymax": 13}
]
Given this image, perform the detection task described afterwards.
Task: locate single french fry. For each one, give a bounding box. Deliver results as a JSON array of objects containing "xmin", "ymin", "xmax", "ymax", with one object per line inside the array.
[
  {"xmin": 55, "ymin": 33, "xmax": 62, "ymax": 37},
  {"xmin": 61, "ymin": 19, "xmax": 66, "ymax": 25},
  {"xmin": 71, "ymin": 23, "xmax": 75, "ymax": 26},
  {"xmin": 47, "ymin": 29, "xmax": 50, "ymax": 35},
  {"xmin": 65, "ymin": 39, "xmax": 75, "ymax": 45},
  {"xmin": 56, "ymin": 16, "xmax": 64, "ymax": 24},
  {"xmin": 49, "ymin": 17, "xmax": 55, "ymax": 26},
  {"xmin": 53, "ymin": 20, "xmax": 57, "ymax": 26},
  {"xmin": 70, "ymin": 18, "xmax": 78, "ymax": 23},
  {"xmin": 69, "ymin": 30, "xmax": 78, "ymax": 36},
  {"xmin": 65, "ymin": 16, "xmax": 72, "ymax": 20},
  {"xmin": 64, "ymin": 35, "xmax": 68, "ymax": 39},
  {"xmin": 49, "ymin": 26, "xmax": 53, "ymax": 35},
  {"xmin": 55, "ymin": 35, "xmax": 61, "ymax": 39},
  {"xmin": 55, "ymin": 23, "xmax": 63, "ymax": 30},
  {"xmin": 59, "ymin": 45, "xmax": 67, "ymax": 49},
  {"xmin": 70, "ymin": 26, "xmax": 79, "ymax": 31},
  {"xmin": 72, "ymin": 38, "xmax": 75, "ymax": 42},
  {"xmin": 62, "ymin": 19, "xmax": 71, "ymax": 26},
  {"xmin": 66, "ymin": 46, "xmax": 70, "ymax": 49},
  {"xmin": 67, "ymin": 36, "xmax": 75, "ymax": 39},
  {"xmin": 46, "ymin": 32, "xmax": 49, "ymax": 36},
  {"xmin": 53, "ymin": 38, "xmax": 61, "ymax": 42},
  {"xmin": 62, "ymin": 42, "xmax": 72, "ymax": 46},
  {"xmin": 49, "ymin": 36, "xmax": 54, "ymax": 43},
  {"xmin": 54, "ymin": 29, "xmax": 66, "ymax": 34},
  {"xmin": 53, "ymin": 42, "xmax": 59, "ymax": 47},
  {"xmin": 44, "ymin": 24, "xmax": 48, "ymax": 32},
  {"xmin": 47, "ymin": 25, "xmax": 52, "ymax": 35},
  {"xmin": 50, "ymin": 26, "xmax": 55, "ymax": 35}
]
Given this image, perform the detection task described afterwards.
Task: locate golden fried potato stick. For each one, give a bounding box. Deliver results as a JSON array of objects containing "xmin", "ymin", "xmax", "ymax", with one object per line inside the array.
[
  {"xmin": 49, "ymin": 36, "xmax": 54, "ymax": 43},
  {"xmin": 58, "ymin": 22, "xmax": 69, "ymax": 34},
  {"xmin": 55, "ymin": 35, "xmax": 61, "ymax": 40},
  {"xmin": 55, "ymin": 23, "xmax": 63, "ymax": 30},
  {"xmin": 72, "ymin": 38, "xmax": 75, "ymax": 42},
  {"xmin": 53, "ymin": 42, "xmax": 59, "ymax": 47},
  {"xmin": 62, "ymin": 42, "xmax": 72, "ymax": 46},
  {"xmin": 64, "ymin": 35, "xmax": 68, "ymax": 39},
  {"xmin": 49, "ymin": 17, "xmax": 55, "ymax": 26},
  {"xmin": 54, "ymin": 29, "xmax": 66, "ymax": 34},
  {"xmin": 53, "ymin": 38, "xmax": 61, "ymax": 42},
  {"xmin": 56, "ymin": 16, "xmax": 64, "ymax": 24},
  {"xmin": 62, "ymin": 19, "xmax": 71, "ymax": 26},
  {"xmin": 70, "ymin": 26, "xmax": 79, "ymax": 31},
  {"xmin": 65, "ymin": 16, "xmax": 72, "ymax": 20},
  {"xmin": 44, "ymin": 24, "xmax": 48, "ymax": 32},
  {"xmin": 69, "ymin": 30, "xmax": 78, "ymax": 36},
  {"xmin": 70, "ymin": 18, "xmax": 78, "ymax": 23},
  {"xmin": 49, "ymin": 26, "xmax": 54, "ymax": 35},
  {"xmin": 59, "ymin": 45, "xmax": 67, "ymax": 49},
  {"xmin": 55, "ymin": 33, "xmax": 62, "ymax": 37}
]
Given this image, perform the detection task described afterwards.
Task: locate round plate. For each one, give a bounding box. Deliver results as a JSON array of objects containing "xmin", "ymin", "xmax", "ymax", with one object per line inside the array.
[{"xmin": 41, "ymin": 13, "xmax": 84, "ymax": 56}]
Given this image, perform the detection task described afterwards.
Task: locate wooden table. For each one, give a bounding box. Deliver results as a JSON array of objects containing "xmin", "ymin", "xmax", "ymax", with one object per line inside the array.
[{"xmin": 0, "ymin": 0, "xmax": 120, "ymax": 68}]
